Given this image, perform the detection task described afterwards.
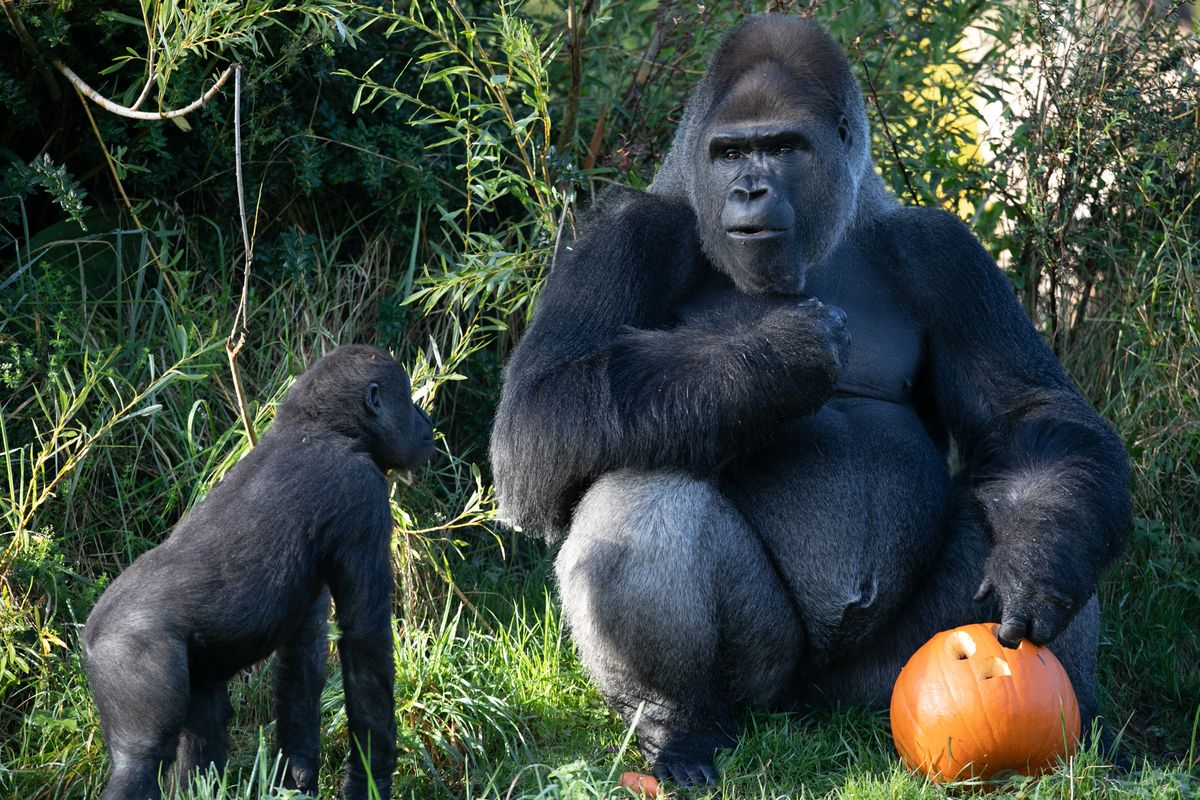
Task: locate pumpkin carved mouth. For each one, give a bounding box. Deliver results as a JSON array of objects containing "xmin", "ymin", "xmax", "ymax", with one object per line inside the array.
[{"xmin": 978, "ymin": 656, "xmax": 1012, "ymax": 680}]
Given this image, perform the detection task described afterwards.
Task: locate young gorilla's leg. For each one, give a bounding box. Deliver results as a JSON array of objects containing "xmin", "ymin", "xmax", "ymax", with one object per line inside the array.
[
  {"xmin": 802, "ymin": 495, "xmax": 1101, "ymax": 731},
  {"xmin": 273, "ymin": 590, "xmax": 331, "ymax": 795},
  {"xmin": 83, "ymin": 628, "xmax": 189, "ymax": 800},
  {"xmin": 173, "ymin": 683, "xmax": 233, "ymax": 789},
  {"xmin": 556, "ymin": 469, "xmax": 803, "ymax": 786}
]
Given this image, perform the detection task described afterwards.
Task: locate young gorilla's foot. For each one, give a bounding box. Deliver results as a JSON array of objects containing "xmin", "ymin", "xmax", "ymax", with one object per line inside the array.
[{"xmin": 642, "ymin": 724, "xmax": 736, "ymax": 788}]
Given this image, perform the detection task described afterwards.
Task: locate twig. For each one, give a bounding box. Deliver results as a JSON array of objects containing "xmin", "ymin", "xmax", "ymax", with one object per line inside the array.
[
  {"xmin": 555, "ymin": 0, "xmax": 591, "ymax": 154},
  {"xmin": 225, "ymin": 65, "xmax": 257, "ymax": 447},
  {"xmin": 52, "ymin": 59, "xmax": 235, "ymax": 121},
  {"xmin": 582, "ymin": 104, "xmax": 607, "ymax": 171},
  {"xmin": 128, "ymin": 44, "xmax": 158, "ymax": 112},
  {"xmin": 855, "ymin": 41, "xmax": 920, "ymax": 206}
]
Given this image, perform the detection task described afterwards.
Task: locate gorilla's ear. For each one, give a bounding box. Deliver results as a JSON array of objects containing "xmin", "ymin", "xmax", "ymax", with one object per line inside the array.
[
  {"xmin": 838, "ymin": 116, "xmax": 851, "ymax": 145},
  {"xmin": 364, "ymin": 383, "xmax": 384, "ymax": 417}
]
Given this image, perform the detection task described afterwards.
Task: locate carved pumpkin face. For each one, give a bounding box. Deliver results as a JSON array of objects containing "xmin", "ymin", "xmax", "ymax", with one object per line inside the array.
[{"xmin": 890, "ymin": 623, "xmax": 1081, "ymax": 782}]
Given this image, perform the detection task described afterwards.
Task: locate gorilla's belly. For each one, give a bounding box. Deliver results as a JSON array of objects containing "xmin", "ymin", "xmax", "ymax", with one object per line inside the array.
[{"xmin": 722, "ymin": 399, "xmax": 952, "ymax": 661}]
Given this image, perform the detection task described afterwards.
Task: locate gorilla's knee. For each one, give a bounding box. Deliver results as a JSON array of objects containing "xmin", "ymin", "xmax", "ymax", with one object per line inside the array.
[
  {"xmin": 559, "ymin": 469, "xmax": 717, "ymax": 582},
  {"xmin": 556, "ymin": 470, "xmax": 721, "ymax": 669},
  {"xmin": 556, "ymin": 469, "xmax": 799, "ymax": 709}
]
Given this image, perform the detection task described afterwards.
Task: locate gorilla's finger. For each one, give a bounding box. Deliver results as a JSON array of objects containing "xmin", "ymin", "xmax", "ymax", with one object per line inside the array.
[
  {"xmin": 699, "ymin": 762, "xmax": 718, "ymax": 786},
  {"xmin": 973, "ymin": 579, "xmax": 993, "ymax": 603},
  {"xmin": 1028, "ymin": 612, "xmax": 1061, "ymax": 646},
  {"xmin": 996, "ymin": 615, "xmax": 1028, "ymax": 648},
  {"xmin": 670, "ymin": 762, "xmax": 698, "ymax": 787},
  {"xmin": 653, "ymin": 764, "xmax": 671, "ymax": 785}
]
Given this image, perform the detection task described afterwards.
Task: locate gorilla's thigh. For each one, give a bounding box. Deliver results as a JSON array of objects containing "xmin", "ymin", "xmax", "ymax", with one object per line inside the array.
[{"xmin": 557, "ymin": 469, "xmax": 802, "ymax": 720}]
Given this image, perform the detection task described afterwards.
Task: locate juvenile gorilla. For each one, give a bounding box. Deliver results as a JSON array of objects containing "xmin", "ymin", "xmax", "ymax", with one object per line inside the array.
[
  {"xmin": 491, "ymin": 16, "xmax": 1130, "ymax": 786},
  {"xmin": 83, "ymin": 345, "xmax": 433, "ymax": 800}
]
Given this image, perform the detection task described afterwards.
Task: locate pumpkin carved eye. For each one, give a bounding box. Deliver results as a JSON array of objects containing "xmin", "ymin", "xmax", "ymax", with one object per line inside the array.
[{"xmin": 945, "ymin": 630, "xmax": 975, "ymax": 660}]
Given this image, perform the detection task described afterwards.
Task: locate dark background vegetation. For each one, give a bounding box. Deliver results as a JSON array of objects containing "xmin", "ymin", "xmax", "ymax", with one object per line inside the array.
[{"xmin": 1, "ymin": 0, "xmax": 1197, "ymax": 797}]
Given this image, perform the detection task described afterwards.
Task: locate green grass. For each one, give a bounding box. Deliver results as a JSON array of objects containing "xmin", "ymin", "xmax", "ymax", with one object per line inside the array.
[{"xmin": 5, "ymin": 547, "xmax": 1198, "ymax": 799}]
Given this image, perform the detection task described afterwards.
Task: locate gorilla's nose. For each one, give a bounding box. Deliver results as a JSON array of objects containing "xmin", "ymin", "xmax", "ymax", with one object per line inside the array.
[{"xmin": 730, "ymin": 183, "xmax": 770, "ymax": 204}]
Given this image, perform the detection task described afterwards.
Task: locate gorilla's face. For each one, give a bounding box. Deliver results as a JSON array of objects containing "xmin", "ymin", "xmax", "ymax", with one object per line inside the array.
[
  {"xmin": 363, "ymin": 366, "xmax": 435, "ymax": 473},
  {"xmin": 692, "ymin": 68, "xmax": 858, "ymax": 295}
]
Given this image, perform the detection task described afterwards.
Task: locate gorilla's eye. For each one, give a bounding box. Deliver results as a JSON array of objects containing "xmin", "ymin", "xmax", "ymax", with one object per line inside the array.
[
  {"xmin": 774, "ymin": 145, "xmax": 793, "ymax": 156},
  {"xmin": 723, "ymin": 149, "xmax": 742, "ymax": 161}
]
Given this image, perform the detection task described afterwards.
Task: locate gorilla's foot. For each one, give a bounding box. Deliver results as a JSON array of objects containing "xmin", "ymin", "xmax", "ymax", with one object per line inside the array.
[{"xmin": 642, "ymin": 724, "xmax": 736, "ymax": 788}]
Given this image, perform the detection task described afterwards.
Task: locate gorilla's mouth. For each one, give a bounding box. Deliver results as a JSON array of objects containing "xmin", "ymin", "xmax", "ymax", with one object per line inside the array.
[{"xmin": 726, "ymin": 226, "xmax": 790, "ymax": 241}]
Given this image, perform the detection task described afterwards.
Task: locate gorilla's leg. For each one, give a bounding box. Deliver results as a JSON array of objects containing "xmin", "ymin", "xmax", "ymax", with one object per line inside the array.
[
  {"xmin": 173, "ymin": 683, "xmax": 233, "ymax": 789},
  {"xmin": 802, "ymin": 499, "xmax": 1101, "ymax": 731},
  {"xmin": 273, "ymin": 591, "xmax": 331, "ymax": 795},
  {"xmin": 84, "ymin": 629, "xmax": 189, "ymax": 800},
  {"xmin": 556, "ymin": 469, "xmax": 803, "ymax": 785}
]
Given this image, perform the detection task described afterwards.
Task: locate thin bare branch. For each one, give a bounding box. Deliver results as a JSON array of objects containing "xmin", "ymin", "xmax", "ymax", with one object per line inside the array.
[
  {"xmin": 225, "ymin": 65, "xmax": 257, "ymax": 447},
  {"xmin": 51, "ymin": 58, "xmax": 235, "ymax": 121}
]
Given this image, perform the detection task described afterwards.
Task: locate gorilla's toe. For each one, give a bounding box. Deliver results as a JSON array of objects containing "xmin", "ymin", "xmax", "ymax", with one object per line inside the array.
[
  {"xmin": 653, "ymin": 758, "xmax": 717, "ymax": 788},
  {"xmin": 646, "ymin": 726, "xmax": 733, "ymax": 788}
]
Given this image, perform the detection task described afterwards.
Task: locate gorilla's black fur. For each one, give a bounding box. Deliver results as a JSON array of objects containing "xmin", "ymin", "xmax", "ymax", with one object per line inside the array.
[
  {"xmin": 82, "ymin": 345, "xmax": 434, "ymax": 800},
  {"xmin": 491, "ymin": 16, "xmax": 1129, "ymax": 786}
]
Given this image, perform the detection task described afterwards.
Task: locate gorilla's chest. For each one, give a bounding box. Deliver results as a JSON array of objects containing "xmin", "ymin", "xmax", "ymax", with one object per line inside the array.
[{"xmin": 809, "ymin": 262, "xmax": 923, "ymax": 404}]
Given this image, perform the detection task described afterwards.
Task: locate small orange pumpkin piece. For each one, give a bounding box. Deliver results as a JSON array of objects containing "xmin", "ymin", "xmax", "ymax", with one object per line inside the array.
[
  {"xmin": 890, "ymin": 623, "xmax": 1081, "ymax": 782},
  {"xmin": 618, "ymin": 771, "xmax": 661, "ymax": 797}
]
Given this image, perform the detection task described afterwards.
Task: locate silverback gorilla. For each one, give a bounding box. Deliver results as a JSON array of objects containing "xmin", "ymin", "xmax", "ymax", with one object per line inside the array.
[
  {"xmin": 83, "ymin": 345, "xmax": 433, "ymax": 800},
  {"xmin": 490, "ymin": 16, "xmax": 1130, "ymax": 786}
]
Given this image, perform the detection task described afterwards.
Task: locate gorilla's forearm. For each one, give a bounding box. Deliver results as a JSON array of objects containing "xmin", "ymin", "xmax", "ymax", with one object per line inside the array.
[
  {"xmin": 492, "ymin": 303, "xmax": 845, "ymax": 539},
  {"xmin": 608, "ymin": 307, "xmax": 843, "ymax": 461},
  {"xmin": 970, "ymin": 398, "xmax": 1130, "ymax": 585}
]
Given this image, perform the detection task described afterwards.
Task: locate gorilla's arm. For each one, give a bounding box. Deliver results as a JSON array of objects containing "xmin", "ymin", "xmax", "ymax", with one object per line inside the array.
[
  {"xmin": 902, "ymin": 208, "xmax": 1130, "ymax": 647},
  {"xmin": 491, "ymin": 189, "xmax": 844, "ymax": 541}
]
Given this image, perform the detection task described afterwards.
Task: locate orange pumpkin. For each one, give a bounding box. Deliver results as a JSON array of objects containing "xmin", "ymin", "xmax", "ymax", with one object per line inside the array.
[{"xmin": 890, "ymin": 623, "xmax": 1081, "ymax": 782}]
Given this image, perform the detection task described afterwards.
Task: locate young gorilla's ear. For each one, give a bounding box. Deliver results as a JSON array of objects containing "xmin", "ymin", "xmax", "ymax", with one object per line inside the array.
[{"xmin": 364, "ymin": 382, "xmax": 384, "ymax": 417}]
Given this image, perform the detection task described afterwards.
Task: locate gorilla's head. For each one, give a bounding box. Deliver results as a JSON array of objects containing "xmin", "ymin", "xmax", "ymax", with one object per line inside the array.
[
  {"xmin": 276, "ymin": 345, "xmax": 434, "ymax": 473},
  {"xmin": 652, "ymin": 17, "xmax": 882, "ymax": 295}
]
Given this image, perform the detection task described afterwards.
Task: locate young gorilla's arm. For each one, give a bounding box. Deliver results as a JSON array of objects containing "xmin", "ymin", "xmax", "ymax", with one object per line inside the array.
[
  {"xmin": 324, "ymin": 484, "xmax": 396, "ymax": 800},
  {"xmin": 491, "ymin": 188, "xmax": 845, "ymax": 540},
  {"xmin": 902, "ymin": 208, "xmax": 1130, "ymax": 647}
]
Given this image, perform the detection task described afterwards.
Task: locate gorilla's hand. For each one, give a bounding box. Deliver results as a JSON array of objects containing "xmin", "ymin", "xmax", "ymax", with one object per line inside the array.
[
  {"xmin": 756, "ymin": 299, "xmax": 850, "ymax": 399},
  {"xmin": 973, "ymin": 537, "xmax": 1091, "ymax": 649}
]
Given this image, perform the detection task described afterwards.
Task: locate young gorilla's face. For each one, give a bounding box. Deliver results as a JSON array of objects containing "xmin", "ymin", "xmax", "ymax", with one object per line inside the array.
[{"xmin": 364, "ymin": 364, "xmax": 434, "ymax": 473}]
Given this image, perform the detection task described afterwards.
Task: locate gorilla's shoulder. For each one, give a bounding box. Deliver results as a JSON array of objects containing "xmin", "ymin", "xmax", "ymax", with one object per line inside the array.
[
  {"xmin": 579, "ymin": 186, "xmax": 696, "ymax": 236},
  {"xmin": 878, "ymin": 205, "xmax": 979, "ymax": 254},
  {"xmin": 874, "ymin": 205, "xmax": 998, "ymax": 283}
]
